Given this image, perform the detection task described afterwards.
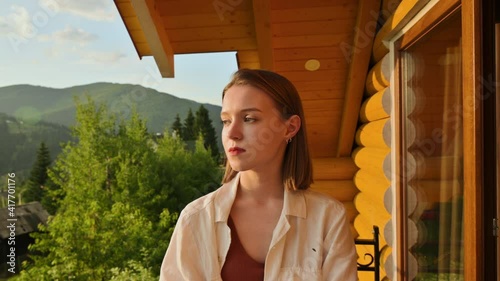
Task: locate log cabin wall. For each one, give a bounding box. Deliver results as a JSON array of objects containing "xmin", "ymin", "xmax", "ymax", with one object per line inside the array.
[
  {"xmin": 351, "ymin": 0, "xmax": 418, "ymax": 280},
  {"xmin": 354, "ymin": 49, "xmax": 392, "ymax": 281}
]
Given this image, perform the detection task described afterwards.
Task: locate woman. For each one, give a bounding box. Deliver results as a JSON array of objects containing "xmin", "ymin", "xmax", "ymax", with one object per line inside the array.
[{"xmin": 160, "ymin": 69, "xmax": 357, "ymax": 280}]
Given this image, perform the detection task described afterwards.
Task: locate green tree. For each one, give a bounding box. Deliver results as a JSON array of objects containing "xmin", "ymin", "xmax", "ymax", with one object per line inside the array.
[
  {"xmin": 182, "ymin": 108, "xmax": 196, "ymax": 141},
  {"xmin": 171, "ymin": 113, "xmax": 182, "ymax": 138},
  {"xmin": 23, "ymin": 142, "xmax": 51, "ymax": 203},
  {"xmin": 15, "ymin": 97, "xmax": 222, "ymax": 280},
  {"xmin": 194, "ymin": 105, "xmax": 219, "ymax": 160},
  {"xmin": 39, "ymin": 175, "xmax": 62, "ymax": 215},
  {"xmin": 156, "ymin": 134, "xmax": 222, "ymax": 211}
]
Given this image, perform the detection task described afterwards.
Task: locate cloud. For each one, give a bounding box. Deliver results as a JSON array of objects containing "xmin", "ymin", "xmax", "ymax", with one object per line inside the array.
[
  {"xmin": 0, "ymin": 5, "xmax": 36, "ymax": 38},
  {"xmin": 44, "ymin": 46, "xmax": 62, "ymax": 58},
  {"xmin": 40, "ymin": 47, "xmax": 127, "ymax": 64},
  {"xmin": 38, "ymin": 26, "xmax": 99, "ymax": 45},
  {"xmin": 80, "ymin": 50, "xmax": 127, "ymax": 64},
  {"xmin": 40, "ymin": 0, "xmax": 116, "ymax": 21}
]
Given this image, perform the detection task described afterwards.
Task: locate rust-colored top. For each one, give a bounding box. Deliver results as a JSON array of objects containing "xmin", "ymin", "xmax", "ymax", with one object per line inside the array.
[{"xmin": 221, "ymin": 216, "xmax": 265, "ymax": 281}]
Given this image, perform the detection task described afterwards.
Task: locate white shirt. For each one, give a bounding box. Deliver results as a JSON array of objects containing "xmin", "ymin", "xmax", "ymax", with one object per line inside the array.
[{"xmin": 160, "ymin": 173, "xmax": 357, "ymax": 281}]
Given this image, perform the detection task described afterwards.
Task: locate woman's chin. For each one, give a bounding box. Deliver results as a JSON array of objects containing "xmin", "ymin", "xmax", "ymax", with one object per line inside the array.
[{"xmin": 228, "ymin": 162, "xmax": 250, "ymax": 172}]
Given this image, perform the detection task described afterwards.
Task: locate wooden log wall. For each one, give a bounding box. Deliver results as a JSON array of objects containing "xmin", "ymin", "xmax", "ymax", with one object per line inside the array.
[
  {"xmin": 309, "ymin": 157, "xmax": 359, "ymax": 237},
  {"xmin": 352, "ymin": 1, "xmax": 424, "ymax": 280},
  {"xmin": 353, "ymin": 50, "xmax": 392, "ymax": 280}
]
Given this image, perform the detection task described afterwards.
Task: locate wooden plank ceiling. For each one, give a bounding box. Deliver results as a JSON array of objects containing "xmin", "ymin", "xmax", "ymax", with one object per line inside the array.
[{"xmin": 115, "ymin": 0, "xmax": 360, "ymax": 158}]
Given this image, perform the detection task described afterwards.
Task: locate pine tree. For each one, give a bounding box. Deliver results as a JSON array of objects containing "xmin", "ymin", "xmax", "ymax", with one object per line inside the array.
[
  {"xmin": 24, "ymin": 141, "xmax": 51, "ymax": 203},
  {"xmin": 182, "ymin": 108, "xmax": 196, "ymax": 141},
  {"xmin": 171, "ymin": 114, "xmax": 183, "ymax": 138},
  {"xmin": 194, "ymin": 105, "xmax": 219, "ymax": 159},
  {"xmin": 39, "ymin": 175, "xmax": 62, "ymax": 215}
]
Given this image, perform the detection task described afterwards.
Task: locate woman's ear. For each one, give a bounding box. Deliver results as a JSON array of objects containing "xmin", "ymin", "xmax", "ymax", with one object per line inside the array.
[{"xmin": 285, "ymin": 115, "xmax": 301, "ymax": 139}]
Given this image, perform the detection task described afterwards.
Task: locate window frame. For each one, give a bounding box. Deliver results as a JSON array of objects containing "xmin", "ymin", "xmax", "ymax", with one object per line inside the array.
[{"xmin": 387, "ymin": 0, "xmax": 487, "ymax": 279}]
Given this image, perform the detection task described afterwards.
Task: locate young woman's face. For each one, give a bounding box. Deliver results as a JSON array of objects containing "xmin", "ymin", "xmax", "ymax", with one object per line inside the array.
[{"xmin": 221, "ymin": 84, "xmax": 289, "ymax": 173}]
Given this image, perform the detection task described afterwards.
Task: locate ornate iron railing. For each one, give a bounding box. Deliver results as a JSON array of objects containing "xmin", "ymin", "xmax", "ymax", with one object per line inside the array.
[{"xmin": 354, "ymin": 225, "xmax": 380, "ymax": 281}]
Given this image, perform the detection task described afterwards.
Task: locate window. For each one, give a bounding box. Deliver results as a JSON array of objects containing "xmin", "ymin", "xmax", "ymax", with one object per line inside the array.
[{"xmin": 398, "ymin": 11, "xmax": 464, "ymax": 281}]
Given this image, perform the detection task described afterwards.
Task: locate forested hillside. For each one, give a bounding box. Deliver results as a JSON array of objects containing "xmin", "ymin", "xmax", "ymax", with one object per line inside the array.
[
  {"xmin": 0, "ymin": 83, "xmax": 223, "ymax": 180},
  {"xmin": 0, "ymin": 113, "xmax": 72, "ymax": 179},
  {"xmin": 0, "ymin": 83, "xmax": 222, "ymax": 140}
]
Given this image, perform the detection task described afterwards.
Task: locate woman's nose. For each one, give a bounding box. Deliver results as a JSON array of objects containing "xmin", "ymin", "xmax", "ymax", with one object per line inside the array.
[{"xmin": 226, "ymin": 121, "xmax": 242, "ymax": 140}]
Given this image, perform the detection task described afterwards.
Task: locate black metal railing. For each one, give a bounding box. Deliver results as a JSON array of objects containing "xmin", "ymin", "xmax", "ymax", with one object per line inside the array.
[{"xmin": 354, "ymin": 225, "xmax": 380, "ymax": 281}]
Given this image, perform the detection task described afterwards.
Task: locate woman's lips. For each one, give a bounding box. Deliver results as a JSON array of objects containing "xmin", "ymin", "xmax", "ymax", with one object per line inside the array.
[{"xmin": 228, "ymin": 147, "xmax": 246, "ymax": 155}]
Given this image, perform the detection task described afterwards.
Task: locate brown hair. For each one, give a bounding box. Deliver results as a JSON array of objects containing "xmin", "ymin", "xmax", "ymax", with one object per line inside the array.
[{"xmin": 221, "ymin": 69, "xmax": 313, "ymax": 190}]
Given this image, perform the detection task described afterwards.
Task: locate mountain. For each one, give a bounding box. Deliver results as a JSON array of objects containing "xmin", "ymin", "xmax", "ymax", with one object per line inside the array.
[
  {"xmin": 0, "ymin": 82, "xmax": 222, "ymax": 141},
  {"xmin": 0, "ymin": 112, "xmax": 73, "ymax": 179}
]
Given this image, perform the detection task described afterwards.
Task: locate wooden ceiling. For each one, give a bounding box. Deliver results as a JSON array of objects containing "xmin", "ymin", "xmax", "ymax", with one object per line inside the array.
[{"xmin": 115, "ymin": 0, "xmax": 374, "ymax": 158}]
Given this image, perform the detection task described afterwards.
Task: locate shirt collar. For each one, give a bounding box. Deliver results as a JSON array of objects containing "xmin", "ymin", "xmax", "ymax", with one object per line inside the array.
[
  {"xmin": 214, "ymin": 173, "xmax": 240, "ymax": 222},
  {"xmin": 283, "ymin": 186, "xmax": 307, "ymax": 219},
  {"xmin": 214, "ymin": 172, "xmax": 307, "ymax": 222}
]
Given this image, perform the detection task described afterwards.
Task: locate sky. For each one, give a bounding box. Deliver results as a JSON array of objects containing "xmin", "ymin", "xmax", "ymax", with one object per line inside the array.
[{"xmin": 0, "ymin": 0, "xmax": 239, "ymax": 106}]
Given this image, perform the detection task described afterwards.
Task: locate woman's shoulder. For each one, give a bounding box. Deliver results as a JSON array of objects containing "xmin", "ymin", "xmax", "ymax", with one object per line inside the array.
[
  {"xmin": 178, "ymin": 188, "xmax": 220, "ymax": 220},
  {"xmin": 301, "ymin": 188, "xmax": 347, "ymax": 213},
  {"xmin": 176, "ymin": 179, "xmax": 235, "ymax": 223}
]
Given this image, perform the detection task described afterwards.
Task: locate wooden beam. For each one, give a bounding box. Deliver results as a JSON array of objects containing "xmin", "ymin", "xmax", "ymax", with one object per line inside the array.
[
  {"xmin": 352, "ymin": 147, "xmax": 391, "ymax": 180},
  {"xmin": 309, "ymin": 180, "xmax": 358, "ymax": 202},
  {"xmin": 252, "ymin": 0, "xmax": 274, "ymax": 70},
  {"xmin": 130, "ymin": 0, "xmax": 174, "ymax": 77},
  {"xmin": 359, "ymin": 87, "xmax": 391, "ymax": 122},
  {"xmin": 355, "ymin": 117, "xmax": 391, "ymax": 149},
  {"xmin": 354, "ymin": 192, "xmax": 391, "ymax": 224},
  {"xmin": 380, "ymin": 0, "xmax": 403, "ymax": 23},
  {"xmin": 354, "ymin": 168, "xmax": 390, "ymax": 196},
  {"xmin": 114, "ymin": 0, "xmax": 144, "ymax": 60},
  {"xmin": 365, "ymin": 53, "xmax": 390, "ymax": 95},
  {"xmin": 312, "ymin": 157, "xmax": 358, "ymax": 180},
  {"xmin": 354, "ymin": 212, "xmax": 389, "ymax": 245},
  {"xmin": 372, "ymin": 0, "xmax": 430, "ymax": 62},
  {"xmin": 344, "ymin": 202, "xmax": 358, "ymax": 223},
  {"xmin": 462, "ymin": 0, "xmax": 483, "ymax": 279},
  {"xmin": 336, "ymin": 0, "xmax": 382, "ymax": 157}
]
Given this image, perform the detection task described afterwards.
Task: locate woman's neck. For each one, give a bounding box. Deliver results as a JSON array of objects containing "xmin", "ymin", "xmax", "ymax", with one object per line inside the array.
[{"xmin": 238, "ymin": 171, "xmax": 284, "ymax": 203}]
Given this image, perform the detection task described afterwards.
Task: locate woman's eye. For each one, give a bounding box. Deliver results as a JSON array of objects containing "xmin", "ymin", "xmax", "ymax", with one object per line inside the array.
[
  {"xmin": 244, "ymin": 117, "xmax": 256, "ymax": 122},
  {"xmin": 221, "ymin": 119, "xmax": 230, "ymax": 125}
]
